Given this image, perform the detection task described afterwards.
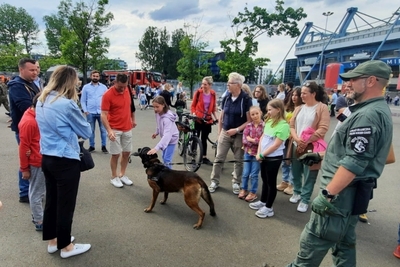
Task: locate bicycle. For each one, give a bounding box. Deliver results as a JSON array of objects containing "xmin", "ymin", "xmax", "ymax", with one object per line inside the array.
[{"xmin": 175, "ymin": 113, "xmax": 204, "ymax": 172}]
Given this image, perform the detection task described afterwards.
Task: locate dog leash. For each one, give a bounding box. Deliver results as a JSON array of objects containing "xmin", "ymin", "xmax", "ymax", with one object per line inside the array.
[{"xmin": 166, "ymin": 157, "xmax": 296, "ymax": 166}]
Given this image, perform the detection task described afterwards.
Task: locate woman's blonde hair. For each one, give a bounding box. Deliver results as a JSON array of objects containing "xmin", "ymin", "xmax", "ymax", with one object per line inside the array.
[
  {"xmin": 264, "ymin": 99, "xmax": 286, "ymax": 127},
  {"xmin": 39, "ymin": 65, "xmax": 78, "ymax": 103},
  {"xmin": 241, "ymin": 84, "xmax": 252, "ymax": 97},
  {"xmin": 203, "ymin": 76, "xmax": 213, "ymax": 85}
]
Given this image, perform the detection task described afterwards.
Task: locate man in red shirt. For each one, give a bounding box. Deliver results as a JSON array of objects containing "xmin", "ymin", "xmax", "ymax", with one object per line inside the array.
[
  {"xmin": 18, "ymin": 95, "xmax": 45, "ymax": 230},
  {"xmin": 101, "ymin": 74, "xmax": 137, "ymax": 188}
]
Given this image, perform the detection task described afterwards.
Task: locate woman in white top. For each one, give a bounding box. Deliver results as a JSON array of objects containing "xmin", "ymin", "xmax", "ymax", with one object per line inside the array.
[
  {"xmin": 288, "ymin": 82, "xmax": 330, "ymax": 213},
  {"xmin": 276, "ymin": 83, "xmax": 286, "ymax": 101}
]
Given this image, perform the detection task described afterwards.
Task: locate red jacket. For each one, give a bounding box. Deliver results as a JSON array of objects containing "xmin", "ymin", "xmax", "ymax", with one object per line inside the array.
[
  {"xmin": 18, "ymin": 108, "xmax": 42, "ymax": 171},
  {"xmin": 191, "ymin": 88, "xmax": 217, "ymax": 124}
]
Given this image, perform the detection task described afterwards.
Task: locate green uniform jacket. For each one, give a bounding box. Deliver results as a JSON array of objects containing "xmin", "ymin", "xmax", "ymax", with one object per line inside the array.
[{"xmin": 321, "ymin": 97, "xmax": 392, "ymax": 187}]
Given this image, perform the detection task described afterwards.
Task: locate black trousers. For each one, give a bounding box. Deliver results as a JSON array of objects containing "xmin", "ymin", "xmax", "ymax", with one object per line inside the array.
[
  {"xmin": 260, "ymin": 156, "xmax": 282, "ymax": 208},
  {"xmin": 42, "ymin": 155, "xmax": 81, "ymax": 249},
  {"xmin": 194, "ymin": 121, "xmax": 212, "ymax": 157}
]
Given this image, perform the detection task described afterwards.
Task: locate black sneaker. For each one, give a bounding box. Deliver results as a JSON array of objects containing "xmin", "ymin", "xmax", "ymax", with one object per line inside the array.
[
  {"xmin": 202, "ymin": 158, "xmax": 213, "ymax": 166},
  {"xmin": 88, "ymin": 146, "xmax": 95, "ymax": 152},
  {"xmin": 19, "ymin": 196, "xmax": 29, "ymax": 203},
  {"xmin": 101, "ymin": 146, "xmax": 109, "ymax": 154}
]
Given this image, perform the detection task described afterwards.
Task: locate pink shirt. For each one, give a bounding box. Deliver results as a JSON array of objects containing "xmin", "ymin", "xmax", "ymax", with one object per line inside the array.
[{"xmin": 242, "ymin": 121, "xmax": 265, "ymax": 156}]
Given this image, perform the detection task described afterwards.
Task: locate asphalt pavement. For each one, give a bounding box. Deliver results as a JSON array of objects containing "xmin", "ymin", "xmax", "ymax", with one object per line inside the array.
[{"xmin": 0, "ymin": 101, "xmax": 399, "ymax": 267}]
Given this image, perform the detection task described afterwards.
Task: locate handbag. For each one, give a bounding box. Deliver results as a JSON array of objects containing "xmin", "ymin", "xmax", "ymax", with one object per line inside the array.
[
  {"xmin": 79, "ymin": 141, "xmax": 95, "ymax": 172},
  {"xmin": 385, "ymin": 143, "xmax": 395, "ymax": 164},
  {"xmin": 295, "ymin": 143, "xmax": 314, "ymax": 158}
]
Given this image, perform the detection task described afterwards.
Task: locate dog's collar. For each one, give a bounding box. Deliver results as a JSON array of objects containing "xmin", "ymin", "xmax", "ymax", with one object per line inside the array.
[{"xmin": 150, "ymin": 176, "xmax": 159, "ymax": 182}]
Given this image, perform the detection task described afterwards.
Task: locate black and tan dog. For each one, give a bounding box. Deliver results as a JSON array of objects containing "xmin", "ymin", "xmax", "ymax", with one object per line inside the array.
[{"xmin": 132, "ymin": 147, "xmax": 216, "ymax": 229}]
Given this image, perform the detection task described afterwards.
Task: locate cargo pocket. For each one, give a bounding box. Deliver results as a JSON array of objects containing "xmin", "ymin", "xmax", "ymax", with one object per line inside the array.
[{"xmin": 309, "ymin": 211, "xmax": 348, "ymax": 243}]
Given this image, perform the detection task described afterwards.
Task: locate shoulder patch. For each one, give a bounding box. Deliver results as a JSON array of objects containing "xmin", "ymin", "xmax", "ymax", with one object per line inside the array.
[{"xmin": 349, "ymin": 126, "xmax": 372, "ymax": 154}]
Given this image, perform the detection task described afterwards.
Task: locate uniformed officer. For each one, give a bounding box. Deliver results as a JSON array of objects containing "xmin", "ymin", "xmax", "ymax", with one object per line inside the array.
[{"xmin": 285, "ymin": 60, "xmax": 393, "ymax": 267}]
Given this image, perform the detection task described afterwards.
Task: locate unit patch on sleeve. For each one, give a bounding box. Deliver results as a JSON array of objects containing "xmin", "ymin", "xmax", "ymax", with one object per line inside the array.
[{"xmin": 349, "ymin": 126, "xmax": 372, "ymax": 154}]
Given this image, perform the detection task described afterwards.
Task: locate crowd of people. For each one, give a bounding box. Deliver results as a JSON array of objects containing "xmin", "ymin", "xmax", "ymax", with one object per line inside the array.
[{"xmin": 1, "ymin": 58, "xmax": 398, "ymax": 265}]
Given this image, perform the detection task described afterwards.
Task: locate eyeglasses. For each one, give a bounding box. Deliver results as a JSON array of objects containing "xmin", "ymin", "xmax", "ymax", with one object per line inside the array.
[{"xmin": 227, "ymin": 82, "xmax": 238, "ymax": 86}]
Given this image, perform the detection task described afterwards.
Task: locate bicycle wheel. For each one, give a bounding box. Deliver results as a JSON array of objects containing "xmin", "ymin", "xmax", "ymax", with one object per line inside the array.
[
  {"xmin": 178, "ymin": 131, "xmax": 185, "ymax": 156},
  {"xmin": 183, "ymin": 136, "xmax": 203, "ymax": 172}
]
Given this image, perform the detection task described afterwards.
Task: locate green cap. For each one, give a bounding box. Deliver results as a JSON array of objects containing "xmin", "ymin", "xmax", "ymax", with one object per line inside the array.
[{"xmin": 340, "ymin": 60, "xmax": 392, "ymax": 81}]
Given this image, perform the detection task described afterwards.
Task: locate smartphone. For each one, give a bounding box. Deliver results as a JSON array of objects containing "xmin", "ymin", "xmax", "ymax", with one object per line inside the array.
[{"xmin": 336, "ymin": 113, "xmax": 348, "ymax": 122}]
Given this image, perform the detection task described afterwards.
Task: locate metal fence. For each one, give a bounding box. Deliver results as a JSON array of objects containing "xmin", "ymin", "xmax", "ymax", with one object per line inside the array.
[{"xmin": 166, "ymin": 80, "xmax": 278, "ymax": 99}]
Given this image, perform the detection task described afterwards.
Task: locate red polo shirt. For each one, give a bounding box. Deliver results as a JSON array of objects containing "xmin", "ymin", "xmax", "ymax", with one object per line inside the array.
[{"xmin": 101, "ymin": 86, "xmax": 132, "ymax": 131}]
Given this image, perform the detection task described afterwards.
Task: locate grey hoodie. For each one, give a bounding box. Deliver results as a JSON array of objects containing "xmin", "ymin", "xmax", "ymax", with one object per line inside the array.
[{"xmin": 155, "ymin": 110, "xmax": 179, "ymax": 151}]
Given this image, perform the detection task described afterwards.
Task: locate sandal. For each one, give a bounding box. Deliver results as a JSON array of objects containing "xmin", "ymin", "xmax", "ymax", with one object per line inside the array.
[
  {"xmin": 245, "ymin": 192, "xmax": 257, "ymax": 202},
  {"xmin": 238, "ymin": 189, "xmax": 248, "ymax": 199}
]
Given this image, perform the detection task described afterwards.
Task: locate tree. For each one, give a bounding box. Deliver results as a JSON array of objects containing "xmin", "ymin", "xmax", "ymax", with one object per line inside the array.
[
  {"xmin": 0, "ymin": 44, "xmax": 26, "ymax": 71},
  {"xmin": 47, "ymin": 0, "xmax": 114, "ymax": 84},
  {"xmin": 218, "ymin": 0, "xmax": 306, "ymax": 80},
  {"xmin": 136, "ymin": 26, "xmax": 170, "ymax": 72},
  {"xmin": 43, "ymin": 14, "xmax": 68, "ymax": 56},
  {"xmin": 19, "ymin": 9, "xmax": 40, "ymax": 55},
  {"xmin": 163, "ymin": 28, "xmax": 185, "ymax": 79},
  {"xmin": 177, "ymin": 33, "xmax": 213, "ymax": 97},
  {"xmin": 0, "ymin": 4, "xmax": 39, "ymax": 55}
]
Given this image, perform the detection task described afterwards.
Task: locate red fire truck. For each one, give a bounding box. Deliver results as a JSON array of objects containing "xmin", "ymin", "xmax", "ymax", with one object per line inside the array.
[{"xmin": 101, "ymin": 70, "xmax": 162, "ymax": 89}]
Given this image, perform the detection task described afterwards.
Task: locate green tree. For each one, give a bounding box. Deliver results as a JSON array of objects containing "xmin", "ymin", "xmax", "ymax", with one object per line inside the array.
[
  {"xmin": 0, "ymin": 44, "xmax": 26, "ymax": 71},
  {"xmin": 48, "ymin": 0, "xmax": 114, "ymax": 83},
  {"xmin": 163, "ymin": 28, "xmax": 185, "ymax": 79},
  {"xmin": 136, "ymin": 26, "xmax": 170, "ymax": 72},
  {"xmin": 19, "ymin": 9, "xmax": 40, "ymax": 55},
  {"xmin": 43, "ymin": 13, "xmax": 68, "ymax": 56},
  {"xmin": 218, "ymin": 0, "xmax": 306, "ymax": 80},
  {"xmin": 0, "ymin": 4, "xmax": 39, "ymax": 55},
  {"xmin": 177, "ymin": 34, "xmax": 213, "ymax": 98}
]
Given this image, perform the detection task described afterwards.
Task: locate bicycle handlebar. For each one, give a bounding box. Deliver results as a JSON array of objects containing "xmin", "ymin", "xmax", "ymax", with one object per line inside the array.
[{"xmin": 181, "ymin": 113, "xmax": 218, "ymax": 125}]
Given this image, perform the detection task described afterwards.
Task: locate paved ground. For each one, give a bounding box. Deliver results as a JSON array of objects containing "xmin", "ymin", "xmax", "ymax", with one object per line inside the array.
[{"xmin": 0, "ymin": 101, "xmax": 399, "ymax": 267}]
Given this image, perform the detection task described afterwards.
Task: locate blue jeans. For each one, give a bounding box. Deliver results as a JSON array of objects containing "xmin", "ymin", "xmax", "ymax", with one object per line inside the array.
[
  {"xmin": 241, "ymin": 153, "xmax": 260, "ymax": 193},
  {"xmin": 86, "ymin": 113, "xmax": 107, "ymax": 147},
  {"xmin": 16, "ymin": 133, "xmax": 29, "ymax": 197},
  {"xmin": 398, "ymin": 223, "xmax": 400, "ymax": 245},
  {"xmin": 162, "ymin": 144, "xmax": 176, "ymax": 169},
  {"xmin": 281, "ymin": 160, "xmax": 293, "ymax": 184}
]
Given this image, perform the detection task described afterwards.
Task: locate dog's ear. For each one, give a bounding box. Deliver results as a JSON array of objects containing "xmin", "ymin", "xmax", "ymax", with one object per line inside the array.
[{"xmin": 132, "ymin": 148, "xmax": 142, "ymax": 157}]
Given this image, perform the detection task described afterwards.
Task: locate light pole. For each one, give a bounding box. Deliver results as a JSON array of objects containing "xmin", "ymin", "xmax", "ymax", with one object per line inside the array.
[{"xmin": 318, "ymin": 11, "xmax": 334, "ymax": 85}]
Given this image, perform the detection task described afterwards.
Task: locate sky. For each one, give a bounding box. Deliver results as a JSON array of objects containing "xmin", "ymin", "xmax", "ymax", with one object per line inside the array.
[{"xmin": 4, "ymin": 0, "xmax": 398, "ymax": 74}]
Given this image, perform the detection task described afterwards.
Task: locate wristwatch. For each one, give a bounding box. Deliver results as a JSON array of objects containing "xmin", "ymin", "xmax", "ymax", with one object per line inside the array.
[{"xmin": 322, "ymin": 188, "xmax": 335, "ymax": 199}]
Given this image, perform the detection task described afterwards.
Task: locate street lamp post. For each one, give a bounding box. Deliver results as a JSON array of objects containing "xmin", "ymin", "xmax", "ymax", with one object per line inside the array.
[{"xmin": 318, "ymin": 11, "xmax": 334, "ymax": 85}]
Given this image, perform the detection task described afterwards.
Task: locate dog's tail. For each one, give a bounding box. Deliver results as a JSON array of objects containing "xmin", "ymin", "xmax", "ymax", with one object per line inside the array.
[{"xmin": 200, "ymin": 181, "xmax": 216, "ymax": 216}]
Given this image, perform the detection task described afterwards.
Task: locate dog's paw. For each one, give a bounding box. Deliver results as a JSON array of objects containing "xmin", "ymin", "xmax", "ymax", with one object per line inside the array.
[
  {"xmin": 160, "ymin": 199, "xmax": 167, "ymax": 204},
  {"xmin": 144, "ymin": 208, "xmax": 152, "ymax": 213},
  {"xmin": 193, "ymin": 224, "xmax": 202, "ymax": 230}
]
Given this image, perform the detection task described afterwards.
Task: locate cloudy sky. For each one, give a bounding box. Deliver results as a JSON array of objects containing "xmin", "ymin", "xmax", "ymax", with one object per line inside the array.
[{"xmin": 4, "ymin": 0, "xmax": 398, "ymax": 73}]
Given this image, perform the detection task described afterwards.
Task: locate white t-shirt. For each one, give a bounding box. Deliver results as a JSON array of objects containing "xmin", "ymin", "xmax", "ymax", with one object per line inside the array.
[
  {"xmin": 295, "ymin": 104, "xmax": 318, "ymax": 138},
  {"xmin": 276, "ymin": 92, "xmax": 285, "ymax": 100}
]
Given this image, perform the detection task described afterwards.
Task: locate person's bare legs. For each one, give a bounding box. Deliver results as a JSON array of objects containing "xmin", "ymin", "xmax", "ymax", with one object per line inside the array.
[
  {"xmin": 110, "ymin": 154, "xmax": 120, "ymax": 178},
  {"xmin": 119, "ymin": 152, "xmax": 130, "ymax": 177}
]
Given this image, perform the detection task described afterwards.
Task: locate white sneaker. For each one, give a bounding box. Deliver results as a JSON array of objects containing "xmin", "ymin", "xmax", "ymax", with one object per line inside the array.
[
  {"xmin": 208, "ymin": 182, "xmax": 219, "ymax": 193},
  {"xmin": 289, "ymin": 194, "xmax": 301, "ymax": 204},
  {"xmin": 48, "ymin": 236, "xmax": 75, "ymax": 254},
  {"xmin": 110, "ymin": 177, "xmax": 123, "ymax": 188},
  {"xmin": 232, "ymin": 183, "xmax": 240, "ymax": 195},
  {"xmin": 255, "ymin": 206, "xmax": 274, "ymax": 218},
  {"xmin": 297, "ymin": 202, "xmax": 309, "ymax": 213},
  {"xmin": 249, "ymin": 201, "xmax": 266, "ymax": 210},
  {"xmin": 60, "ymin": 243, "xmax": 91, "ymax": 258},
  {"xmin": 120, "ymin": 176, "xmax": 133, "ymax": 186}
]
